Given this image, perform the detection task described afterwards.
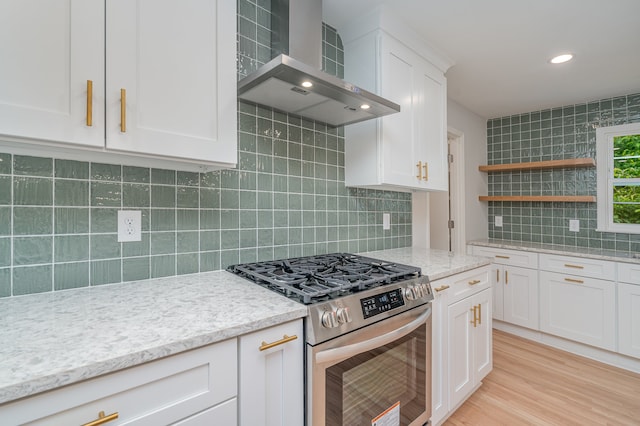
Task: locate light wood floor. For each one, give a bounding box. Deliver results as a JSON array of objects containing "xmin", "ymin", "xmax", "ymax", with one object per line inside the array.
[{"xmin": 444, "ymin": 330, "xmax": 640, "ymax": 425}]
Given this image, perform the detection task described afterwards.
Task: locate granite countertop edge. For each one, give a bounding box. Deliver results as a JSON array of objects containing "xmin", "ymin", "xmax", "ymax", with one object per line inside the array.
[{"xmin": 468, "ymin": 239, "xmax": 640, "ymax": 264}]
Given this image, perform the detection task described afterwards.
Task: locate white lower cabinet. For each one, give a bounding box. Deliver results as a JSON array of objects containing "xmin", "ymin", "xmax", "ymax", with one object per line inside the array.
[
  {"xmin": 430, "ymin": 266, "xmax": 491, "ymax": 425},
  {"xmin": 618, "ymin": 262, "xmax": 640, "ymax": 358},
  {"xmin": 239, "ymin": 320, "xmax": 303, "ymax": 426},
  {"xmin": 448, "ymin": 288, "xmax": 492, "ymax": 411},
  {"xmin": 0, "ymin": 339, "xmax": 237, "ymax": 425}
]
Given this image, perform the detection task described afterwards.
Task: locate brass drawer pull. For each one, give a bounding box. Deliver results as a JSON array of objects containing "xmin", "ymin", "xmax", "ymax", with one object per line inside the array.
[
  {"xmin": 564, "ymin": 278, "xmax": 584, "ymax": 284},
  {"xmin": 478, "ymin": 303, "xmax": 482, "ymax": 325},
  {"xmin": 120, "ymin": 88, "xmax": 127, "ymax": 132},
  {"xmin": 495, "ymin": 255, "xmax": 510, "ymax": 259},
  {"xmin": 416, "ymin": 161, "xmax": 423, "ymax": 180},
  {"xmin": 83, "ymin": 411, "xmax": 119, "ymax": 426},
  {"xmin": 470, "ymin": 306, "xmax": 477, "ymax": 327},
  {"xmin": 468, "ymin": 279, "xmax": 481, "ymax": 286},
  {"xmin": 86, "ymin": 80, "xmax": 93, "ymax": 126},
  {"xmin": 564, "ymin": 263, "xmax": 584, "ymax": 269},
  {"xmin": 423, "ymin": 162, "xmax": 428, "ymax": 181},
  {"xmin": 434, "ymin": 284, "xmax": 450, "ymax": 292},
  {"xmin": 259, "ymin": 334, "xmax": 298, "ymax": 351}
]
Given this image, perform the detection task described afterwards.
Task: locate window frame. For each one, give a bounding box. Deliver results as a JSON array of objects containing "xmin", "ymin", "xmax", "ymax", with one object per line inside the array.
[{"xmin": 596, "ymin": 122, "xmax": 640, "ymax": 234}]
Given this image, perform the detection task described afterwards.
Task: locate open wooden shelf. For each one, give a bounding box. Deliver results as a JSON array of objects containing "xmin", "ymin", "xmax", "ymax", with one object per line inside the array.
[
  {"xmin": 478, "ymin": 158, "xmax": 595, "ymax": 173},
  {"xmin": 478, "ymin": 195, "xmax": 596, "ymax": 203}
]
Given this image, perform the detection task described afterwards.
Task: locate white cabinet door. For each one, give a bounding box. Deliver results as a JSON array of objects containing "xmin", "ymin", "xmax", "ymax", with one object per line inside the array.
[
  {"xmin": 540, "ymin": 271, "xmax": 616, "ymax": 351},
  {"xmin": 0, "ymin": 0, "xmax": 104, "ymax": 147},
  {"xmin": 448, "ymin": 295, "xmax": 474, "ymax": 410},
  {"xmin": 619, "ymin": 283, "xmax": 640, "ymax": 359},
  {"xmin": 344, "ymin": 30, "xmax": 447, "ymax": 191},
  {"xmin": 502, "ymin": 266, "xmax": 539, "ymax": 330},
  {"xmin": 472, "ymin": 289, "xmax": 493, "ymax": 381},
  {"xmin": 491, "ymin": 264, "xmax": 504, "ymax": 321},
  {"xmin": 173, "ymin": 398, "xmax": 237, "ymax": 426},
  {"xmin": 239, "ymin": 320, "xmax": 303, "ymax": 426},
  {"xmin": 106, "ymin": 0, "xmax": 237, "ymax": 164},
  {"xmin": 430, "ymin": 280, "xmax": 450, "ymax": 425}
]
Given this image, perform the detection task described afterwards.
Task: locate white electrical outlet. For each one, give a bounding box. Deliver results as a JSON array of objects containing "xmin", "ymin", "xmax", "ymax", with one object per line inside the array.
[
  {"xmin": 569, "ymin": 219, "xmax": 580, "ymax": 232},
  {"xmin": 495, "ymin": 215, "xmax": 503, "ymax": 227},
  {"xmin": 383, "ymin": 213, "xmax": 391, "ymax": 230},
  {"xmin": 118, "ymin": 210, "xmax": 142, "ymax": 242}
]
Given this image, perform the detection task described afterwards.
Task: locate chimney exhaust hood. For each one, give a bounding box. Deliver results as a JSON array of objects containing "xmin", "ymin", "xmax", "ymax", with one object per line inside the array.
[{"xmin": 237, "ymin": 0, "xmax": 400, "ymax": 127}]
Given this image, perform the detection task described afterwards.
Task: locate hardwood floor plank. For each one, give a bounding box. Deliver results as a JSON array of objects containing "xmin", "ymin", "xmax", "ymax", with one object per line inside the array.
[{"xmin": 444, "ymin": 330, "xmax": 640, "ymax": 425}]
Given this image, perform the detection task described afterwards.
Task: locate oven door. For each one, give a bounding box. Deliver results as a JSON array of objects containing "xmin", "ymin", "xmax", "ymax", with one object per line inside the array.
[{"xmin": 308, "ymin": 304, "xmax": 432, "ymax": 426}]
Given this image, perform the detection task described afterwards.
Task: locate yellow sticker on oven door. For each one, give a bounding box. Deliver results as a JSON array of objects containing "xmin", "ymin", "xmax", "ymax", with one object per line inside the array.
[{"xmin": 371, "ymin": 401, "xmax": 400, "ymax": 426}]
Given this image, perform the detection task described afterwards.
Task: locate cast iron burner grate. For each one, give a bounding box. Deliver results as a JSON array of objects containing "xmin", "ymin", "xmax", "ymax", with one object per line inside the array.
[{"xmin": 227, "ymin": 253, "xmax": 421, "ymax": 304}]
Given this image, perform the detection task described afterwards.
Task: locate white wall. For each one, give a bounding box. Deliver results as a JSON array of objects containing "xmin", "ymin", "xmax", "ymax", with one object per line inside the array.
[{"xmin": 447, "ymin": 99, "xmax": 488, "ymax": 244}]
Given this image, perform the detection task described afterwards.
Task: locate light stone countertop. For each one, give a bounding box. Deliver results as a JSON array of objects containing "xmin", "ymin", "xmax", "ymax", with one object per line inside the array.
[
  {"xmin": 0, "ymin": 271, "xmax": 307, "ymax": 404},
  {"xmin": 0, "ymin": 248, "xmax": 490, "ymax": 405},
  {"xmin": 468, "ymin": 239, "xmax": 640, "ymax": 264}
]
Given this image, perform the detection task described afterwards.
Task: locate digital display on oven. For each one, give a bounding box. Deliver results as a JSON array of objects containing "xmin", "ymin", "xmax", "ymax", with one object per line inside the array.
[{"xmin": 360, "ymin": 289, "xmax": 405, "ymax": 319}]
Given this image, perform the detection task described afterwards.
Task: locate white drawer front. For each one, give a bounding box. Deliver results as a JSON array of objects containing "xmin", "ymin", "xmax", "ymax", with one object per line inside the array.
[
  {"xmin": 539, "ymin": 254, "xmax": 616, "ymax": 280},
  {"xmin": 446, "ymin": 266, "xmax": 491, "ymax": 305},
  {"xmin": 471, "ymin": 246, "xmax": 538, "ymax": 268},
  {"xmin": 1, "ymin": 339, "xmax": 237, "ymax": 426},
  {"xmin": 618, "ymin": 262, "xmax": 640, "ymax": 285}
]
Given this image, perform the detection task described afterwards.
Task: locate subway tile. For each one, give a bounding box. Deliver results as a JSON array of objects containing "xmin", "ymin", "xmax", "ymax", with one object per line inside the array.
[
  {"xmin": 0, "ymin": 153, "xmax": 11, "ymax": 174},
  {"xmin": 151, "ymin": 169, "xmax": 176, "ymax": 185},
  {"xmin": 177, "ymin": 187, "xmax": 199, "ymax": 208},
  {"xmin": 177, "ymin": 231, "xmax": 199, "ymax": 253},
  {"xmin": 0, "ymin": 176, "xmax": 11, "ymax": 204},
  {"xmin": 123, "ymin": 166, "xmax": 150, "ymax": 183},
  {"xmin": 151, "ymin": 255, "xmax": 175, "ymax": 278},
  {"xmin": 54, "ymin": 262, "xmax": 89, "ymax": 290},
  {"xmin": 55, "ymin": 180, "xmax": 89, "ymax": 206},
  {"xmin": 151, "ymin": 232, "xmax": 176, "ymax": 255},
  {"xmin": 91, "ymin": 182, "xmax": 121, "ymax": 207},
  {"xmin": 177, "ymin": 209, "xmax": 199, "ymax": 231},
  {"xmin": 55, "ymin": 208, "xmax": 89, "ymax": 234},
  {"xmin": 14, "ymin": 155, "xmax": 52, "ymax": 177},
  {"xmin": 0, "ymin": 238, "xmax": 9, "ymax": 267},
  {"xmin": 13, "ymin": 207, "xmax": 52, "ymax": 235},
  {"xmin": 14, "ymin": 236, "xmax": 52, "ymax": 265},
  {"xmin": 90, "ymin": 234, "xmax": 120, "ymax": 260},
  {"xmin": 177, "ymin": 171, "xmax": 199, "ymax": 187},
  {"xmin": 55, "ymin": 159, "xmax": 89, "ymax": 179},
  {"xmin": 151, "ymin": 209, "xmax": 175, "ymax": 231},
  {"xmin": 91, "ymin": 259, "xmax": 121, "ymax": 285},
  {"xmin": 151, "ymin": 185, "xmax": 176, "ymax": 208},
  {"xmin": 200, "ymin": 251, "xmax": 220, "ymax": 272},
  {"xmin": 123, "ymin": 184, "xmax": 150, "ymax": 208},
  {"xmin": 13, "ymin": 265, "xmax": 52, "ymax": 295},
  {"xmin": 0, "ymin": 268, "xmax": 9, "ymax": 297},
  {"xmin": 55, "ymin": 235, "xmax": 89, "ymax": 262},
  {"xmin": 200, "ymin": 230, "xmax": 220, "ymax": 251},
  {"xmin": 123, "ymin": 257, "xmax": 150, "ymax": 282},
  {"xmin": 91, "ymin": 208, "xmax": 118, "ymax": 233},
  {"xmin": 91, "ymin": 163, "xmax": 121, "ymax": 181},
  {"xmin": 123, "ymin": 233, "xmax": 150, "ymax": 257},
  {"xmin": 177, "ymin": 253, "xmax": 199, "ymax": 275},
  {"xmin": 14, "ymin": 177, "xmax": 53, "ymax": 205}
]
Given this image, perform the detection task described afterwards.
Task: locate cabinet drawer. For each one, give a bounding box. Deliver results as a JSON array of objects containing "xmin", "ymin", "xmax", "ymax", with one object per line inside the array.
[
  {"xmin": 618, "ymin": 262, "xmax": 640, "ymax": 285},
  {"xmin": 471, "ymin": 246, "xmax": 538, "ymax": 268},
  {"xmin": 539, "ymin": 254, "xmax": 615, "ymax": 280},
  {"xmin": 0, "ymin": 339, "xmax": 237, "ymax": 425},
  {"xmin": 444, "ymin": 266, "xmax": 490, "ymax": 305}
]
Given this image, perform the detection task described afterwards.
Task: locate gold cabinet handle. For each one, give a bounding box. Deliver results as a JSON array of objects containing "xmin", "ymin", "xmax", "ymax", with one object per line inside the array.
[
  {"xmin": 477, "ymin": 303, "xmax": 482, "ymax": 325},
  {"xmin": 83, "ymin": 411, "xmax": 119, "ymax": 426},
  {"xmin": 120, "ymin": 88, "xmax": 126, "ymax": 132},
  {"xmin": 505, "ymin": 270, "xmax": 509, "ymax": 285},
  {"xmin": 564, "ymin": 278, "xmax": 584, "ymax": 284},
  {"xmin": 564, "ymin": 263, "xmax": 584, "ymax": 269},
  {"xmin": 468, "ymin": 279, "xmax": 481, "ymax": 286},
  {"xmin": 423, "ymin": 162, "xmax": 428, "ymax": 181},
  {"xmin": 496, "ymin": 269, "xmax": 500, "ymax": 282},
  {"xmin": 259, "ymin": 334, "xmax": 298, "ymax": 351},
  {"xmin": 470, "ymin": 306, "xmax": 477, "ymax": 327},
  {"xmin": 86, "ymin": 80, "xmax": 93, "ymax": 126},
  {"xmin": 416, "ymin": 161, "xmax": 423, "ymax": 180},
  {"xmin": 495, "ymin": 255, "xmax": 510, "ymax": 259},
  {"xmin": 434, "ymin": 284, "xmax": 450, "ymax": 292}
]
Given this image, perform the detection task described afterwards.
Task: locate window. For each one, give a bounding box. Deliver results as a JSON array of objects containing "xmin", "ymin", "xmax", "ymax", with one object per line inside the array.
[{"xmin": 596, "ymin": 123, "xmax": 640, "ymax": 233}]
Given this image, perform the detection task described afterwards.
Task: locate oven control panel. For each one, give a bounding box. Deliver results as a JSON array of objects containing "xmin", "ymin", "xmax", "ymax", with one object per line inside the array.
[{"xmin": 360, "ymin": 289, "xmax": 405, "ymax": 319}]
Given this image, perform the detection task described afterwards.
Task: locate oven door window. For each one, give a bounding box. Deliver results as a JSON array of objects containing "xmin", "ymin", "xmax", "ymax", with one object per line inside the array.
[{"xmin": 325, "ymin": 324, "xmax": 426, "ymax": 426}]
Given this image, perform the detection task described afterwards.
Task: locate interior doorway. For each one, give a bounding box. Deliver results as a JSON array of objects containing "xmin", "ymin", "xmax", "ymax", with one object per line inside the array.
[{"xmin": 429, "ymin": 128, "xmax": 465, "ymax": 252}]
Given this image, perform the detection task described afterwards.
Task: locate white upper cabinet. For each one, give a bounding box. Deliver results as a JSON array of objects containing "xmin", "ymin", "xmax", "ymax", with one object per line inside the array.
[
  {"xmin": 106, "ymin": 0, "xmax": 237, "ymax": 164},
  {"xmin": 340, "ymin": 9, "xmax": 450, "ymax": 191},
  {"xmin": 0, "ymin": 0, "xmax": 104, "ymax": 147},
  {"xmin": 0, "ymin": 0, "xmax": 237, "ymax": 169}
]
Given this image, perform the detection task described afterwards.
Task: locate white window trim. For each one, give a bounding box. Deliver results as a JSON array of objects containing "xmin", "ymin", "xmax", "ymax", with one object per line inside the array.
[{"xmin": 596, "ymin": 122, "xmax": 640, "ymax": 234}]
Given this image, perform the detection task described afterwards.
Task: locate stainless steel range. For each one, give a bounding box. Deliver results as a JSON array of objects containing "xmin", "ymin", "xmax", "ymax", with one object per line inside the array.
[{"xmin": 229, "ymin": 253, "xmax": 433, "ymax": 426}]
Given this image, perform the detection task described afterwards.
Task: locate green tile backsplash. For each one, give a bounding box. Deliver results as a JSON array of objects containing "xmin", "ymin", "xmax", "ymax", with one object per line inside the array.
[
  {"xmin": 487, "ymin": 92, "xmax": 640, "ymax": 252},
  {"xmin": 0, "ymin": 1, "xmax": 411, "ymax": 297}
]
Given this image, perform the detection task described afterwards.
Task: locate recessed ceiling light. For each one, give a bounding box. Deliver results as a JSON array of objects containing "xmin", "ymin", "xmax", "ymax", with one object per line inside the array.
[
  {"xmin": 301, "ymin": 81, "xmax": 313, "ymax": 88},
  {"xmin": 360, "ymin": 104, "xmax": 371, "ymax": 110},
  {"xmin": 550, "ymin": 54, "xmax": 574, "ymax": 64}
]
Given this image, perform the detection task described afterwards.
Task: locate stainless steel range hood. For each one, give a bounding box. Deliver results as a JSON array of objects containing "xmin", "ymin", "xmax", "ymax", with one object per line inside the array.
[{"xmin": 237, "ymin": 0, "xmax": 400, "ymax": 127}]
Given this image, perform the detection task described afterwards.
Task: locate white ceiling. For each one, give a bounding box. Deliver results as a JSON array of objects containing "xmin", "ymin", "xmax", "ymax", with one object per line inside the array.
[{"xmin": 323, "ymin": 0, "xmax": 640, "ymax": 119}]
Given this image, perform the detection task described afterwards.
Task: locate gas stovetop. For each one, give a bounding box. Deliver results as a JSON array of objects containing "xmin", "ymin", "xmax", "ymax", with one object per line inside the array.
[{"xmin": 227, "ymin": 253, "xmax": 421, "ymax": 305}]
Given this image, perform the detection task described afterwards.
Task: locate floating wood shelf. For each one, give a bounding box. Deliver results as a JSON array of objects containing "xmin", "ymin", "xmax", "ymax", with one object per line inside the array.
[
  {"xmin": 478, "ymin": 158, "xmax": 596, "ymax": 172},
  {"xmin": 478, "ymin": 195, "xmax": 596, "ymax": 203}
]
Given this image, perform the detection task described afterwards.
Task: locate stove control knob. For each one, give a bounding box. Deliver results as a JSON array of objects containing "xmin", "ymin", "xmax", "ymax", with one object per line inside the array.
[
  {"xmin": 413, "ymin": 284, "xmax": 424, "ymax": 298},
  {"xmin": 404, "ymin": 287, "xmax": 417, "ymax": 301},
  {"xmin": 321, "ymin": 310, "xmax": 339, "ymax": 328},
  {"xmin": 336, "ymin": 307, "xmax": 352, "ymax": 324}
]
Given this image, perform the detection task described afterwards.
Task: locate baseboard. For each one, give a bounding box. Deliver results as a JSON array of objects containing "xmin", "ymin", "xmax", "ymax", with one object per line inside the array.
[{"xmin": 493, "ymin": 321, "xmax": 640, "ymax": 374}]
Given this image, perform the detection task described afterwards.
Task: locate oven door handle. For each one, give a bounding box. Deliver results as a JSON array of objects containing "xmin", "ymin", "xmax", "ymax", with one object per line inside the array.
[{"xmin": 315, "ymin": 306, "xmax": 430, "ymax": 365}]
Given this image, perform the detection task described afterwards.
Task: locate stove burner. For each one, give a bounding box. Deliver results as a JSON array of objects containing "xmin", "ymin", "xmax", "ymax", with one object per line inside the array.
[{"xmin": 228, "ymin": 253, "xmax": 421, "ymax": 304}]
